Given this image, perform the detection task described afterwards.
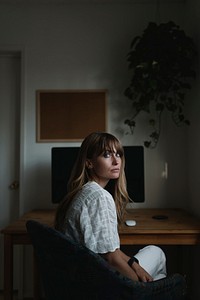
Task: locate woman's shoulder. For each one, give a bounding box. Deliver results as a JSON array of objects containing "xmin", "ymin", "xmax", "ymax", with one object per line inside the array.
[
  {"xmin": 83, "ymin": 181, "xmax": 111, "ymax": 197},
  {"xmin": 82, "ymin": 181, "xmax": 114, "ymax": 207},
  {"xmin": 71, "ymin": 181, "xmax": 116, "ymax": 217},
  {"xmin": 74, "ymin": 181, "xmax": 103, "ymax": 203}
]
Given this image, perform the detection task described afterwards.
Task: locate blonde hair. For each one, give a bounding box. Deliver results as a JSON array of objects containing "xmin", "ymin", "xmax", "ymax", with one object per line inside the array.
[{"xmin": 54, "ymin": 132, "xmax": 129, "ymax": 232}]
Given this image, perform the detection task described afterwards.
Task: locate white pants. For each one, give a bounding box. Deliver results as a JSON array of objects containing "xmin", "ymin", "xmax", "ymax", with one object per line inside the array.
[{"xmin": 134, "ymin": 245, "xmax": 167, "ymax": 281}]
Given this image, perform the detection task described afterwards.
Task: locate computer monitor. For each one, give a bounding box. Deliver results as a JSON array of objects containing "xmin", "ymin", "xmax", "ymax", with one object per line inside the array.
[{"xmin": 51, "ymin": 146, "xmax": 144, "ymax": 203}]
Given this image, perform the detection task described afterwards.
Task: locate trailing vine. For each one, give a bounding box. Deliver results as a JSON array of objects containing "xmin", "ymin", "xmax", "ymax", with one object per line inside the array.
[{"xmin": 124, "ymin": 21, "xmax": 197, "ymax": 148}]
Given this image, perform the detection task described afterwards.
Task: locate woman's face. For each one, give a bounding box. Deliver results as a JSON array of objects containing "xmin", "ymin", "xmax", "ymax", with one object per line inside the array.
[{"xmin": 87, "ymin": 148, "xmax": 122, "ymax": 187}]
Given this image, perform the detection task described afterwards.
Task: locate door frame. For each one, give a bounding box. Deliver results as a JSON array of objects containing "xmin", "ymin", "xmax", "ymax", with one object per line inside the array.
[
  {"xmin": 0, "ymin": 45, "xmax": 26, "ymax": 215},
  {"xmin": 0, "ymin": 45, "xmax": 26, "ymax": 298}
]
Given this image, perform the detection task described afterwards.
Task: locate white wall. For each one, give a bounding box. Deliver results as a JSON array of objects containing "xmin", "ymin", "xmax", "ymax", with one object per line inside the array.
[{"xmin": 1, "ymin": 0, "xmax": 199, "ymax": 297}]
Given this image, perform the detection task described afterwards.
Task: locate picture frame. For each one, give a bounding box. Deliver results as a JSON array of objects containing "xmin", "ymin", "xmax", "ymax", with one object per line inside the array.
[{"xmin": 36, "ymin": 89, "xmax": 107, "ymax": 142}]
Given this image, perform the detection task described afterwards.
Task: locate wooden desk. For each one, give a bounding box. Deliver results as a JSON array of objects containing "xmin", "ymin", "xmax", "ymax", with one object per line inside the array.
[
  {"xmin": 1, "ymin": 208, "xmax": 200, "ymax": 300},
  {"xmin": 120, "ymin": 208, "xmax": 200, "ymax": 245}
]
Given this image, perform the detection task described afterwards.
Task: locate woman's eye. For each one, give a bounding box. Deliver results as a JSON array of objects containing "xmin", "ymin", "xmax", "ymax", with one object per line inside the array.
[
  {"xmin": 103, "ymin": 151, "xmax": 111, "ymax": 158},
  {"xmin": 116, "ymin": 152, "xmax": 121, "ymax": 158}
]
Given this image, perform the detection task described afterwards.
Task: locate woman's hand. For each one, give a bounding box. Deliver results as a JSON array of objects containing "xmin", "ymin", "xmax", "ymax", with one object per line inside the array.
[
  {"xmin": 102, "ymin": 249, "xmax": 139, "ymax": 282},
  {"xmin": 102, "ymin": 249, "xmax": 153, "ymax": 283},
  {"xmin": 132, "ymin": 262, "xmax": 153, "ymax": 282}
]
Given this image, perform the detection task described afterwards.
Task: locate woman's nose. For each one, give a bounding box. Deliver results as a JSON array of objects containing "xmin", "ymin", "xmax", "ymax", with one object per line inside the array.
[{"xmin": 112, "ymin": 156, "xmax": 119, "ymax": 164}]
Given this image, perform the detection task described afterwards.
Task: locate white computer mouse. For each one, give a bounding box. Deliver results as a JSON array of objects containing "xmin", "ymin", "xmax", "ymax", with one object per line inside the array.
[{"xmin": 125, "ymin": 219, "xmax": 136, "ymax": 226}]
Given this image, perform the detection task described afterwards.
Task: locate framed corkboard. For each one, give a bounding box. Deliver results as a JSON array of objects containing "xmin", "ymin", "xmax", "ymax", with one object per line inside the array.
[{"xmin": 36, "ymin": 90, "xmax": 107, "ymax": 142}]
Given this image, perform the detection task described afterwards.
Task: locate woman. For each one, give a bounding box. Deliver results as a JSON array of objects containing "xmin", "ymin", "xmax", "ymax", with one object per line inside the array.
[{"xmin": 55, "ymin": 132, "xmax": 166, "ymax": 282}]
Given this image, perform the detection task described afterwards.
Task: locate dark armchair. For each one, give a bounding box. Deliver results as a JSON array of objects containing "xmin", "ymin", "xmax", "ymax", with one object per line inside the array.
[{"xmin": 26, "ymin": 220, "xmax": 186, "ymax": 300}]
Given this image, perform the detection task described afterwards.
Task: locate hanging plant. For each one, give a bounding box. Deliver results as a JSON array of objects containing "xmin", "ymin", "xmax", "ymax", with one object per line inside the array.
[{"xmin": 124, "ymin": 21, "xmax": 197, "ymax": 148}]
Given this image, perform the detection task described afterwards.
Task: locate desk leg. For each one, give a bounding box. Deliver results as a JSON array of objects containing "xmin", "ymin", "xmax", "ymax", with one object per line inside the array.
[
  {"xmin": 33, "ymin": 252, "xmax": 40, "ymax": 300},
  {"xmin": 4, "ymin": 235, "xmax": 13, "ymax": 300}
]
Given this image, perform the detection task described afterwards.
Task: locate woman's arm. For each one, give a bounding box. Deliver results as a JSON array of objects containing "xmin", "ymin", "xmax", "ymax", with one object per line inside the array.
[
  {"xmin": 102, "ymin": 249, "xmax": 139, "ymax": 281},
  {"xmin": 102, "ymin": 249, "xmax": 153, "ymax": 282}
]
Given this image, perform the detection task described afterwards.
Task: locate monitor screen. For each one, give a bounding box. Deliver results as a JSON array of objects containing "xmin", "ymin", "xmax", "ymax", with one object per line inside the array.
[{"xmin": 51, "ymin": 146, "xmax": 145, "ymax": 203}]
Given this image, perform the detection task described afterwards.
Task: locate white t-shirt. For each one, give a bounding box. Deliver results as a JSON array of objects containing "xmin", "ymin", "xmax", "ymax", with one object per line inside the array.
[{"xmin": 64, "ymin": 181, "xmax": 120, "ymax": 254}]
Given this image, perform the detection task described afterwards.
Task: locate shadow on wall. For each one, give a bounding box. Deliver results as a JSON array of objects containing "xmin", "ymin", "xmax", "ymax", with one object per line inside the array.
[{"xmin": 23, "ymin": 161, "xmax": 53, "ymax": 211}]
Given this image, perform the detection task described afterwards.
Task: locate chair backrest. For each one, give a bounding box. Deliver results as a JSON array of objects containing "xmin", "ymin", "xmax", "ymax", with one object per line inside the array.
[{"xmin": 26, "ymin": 220, "xmax": 186, "ymax": 300}]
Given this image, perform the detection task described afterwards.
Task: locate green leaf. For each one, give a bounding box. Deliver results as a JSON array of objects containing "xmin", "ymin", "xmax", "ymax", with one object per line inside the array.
[
  {"xmin": 149, "ymin": 119, "xmax": 156, "ymax": 126},
  {"xmin": 185, "ymin": 120, "xmax": 190, "ymax": 125},
  {"xmin": 156, "ymin": 103, "xmax": 164, "ymax": 112},
  {"xmin": 144, "ymin": 141, "xmax": 151, "ymax": 148},
  {"xmin": 124, "ymin": 119, "xmax": 136, "ymax": 127}
]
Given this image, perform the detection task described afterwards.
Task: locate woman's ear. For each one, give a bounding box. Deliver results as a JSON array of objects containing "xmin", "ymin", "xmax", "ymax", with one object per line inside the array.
[{"xmin": 86, "ymin": 159, "xmax": 93, "ymax": 169}]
